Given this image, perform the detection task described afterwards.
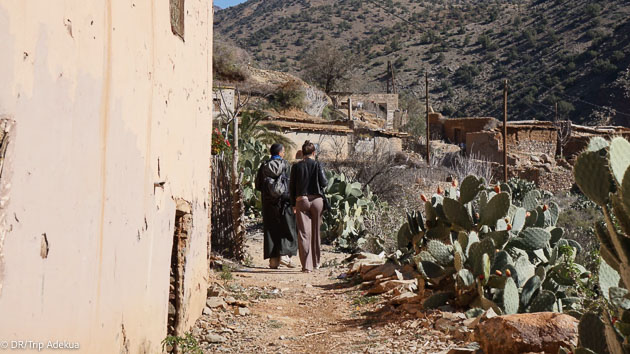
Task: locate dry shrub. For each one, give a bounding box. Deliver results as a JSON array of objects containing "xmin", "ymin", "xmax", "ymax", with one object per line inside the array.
[{"xmin": 213, "ymin": 41, "xmax": 250, "ymax": 82}]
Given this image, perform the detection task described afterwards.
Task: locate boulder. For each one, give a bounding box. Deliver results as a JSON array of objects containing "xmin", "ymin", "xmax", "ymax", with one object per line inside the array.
[
  {"xmin": 362, "ymin": 262, "xmax": 397, "ymax": 281},
  {"xmin": 474, "ymin": 312, "xmax": 578, "ymax": 354},
  {"xmin": 367, "ymin": 279, "xmax": 417, "ymax": 295},
  {"xmin": 206, "ymin": 297, "xmax": 227, "ymax": 309}
]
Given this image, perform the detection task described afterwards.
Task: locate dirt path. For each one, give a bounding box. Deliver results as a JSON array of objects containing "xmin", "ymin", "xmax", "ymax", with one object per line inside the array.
[{"xmin": 193, "ymin": 225, "xmax": 467, "ymax": 353}]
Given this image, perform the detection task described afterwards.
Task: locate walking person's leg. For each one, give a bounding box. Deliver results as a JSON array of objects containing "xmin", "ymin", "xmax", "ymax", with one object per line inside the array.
[
  {"xmin": 309, "ymin": 196, "xmax": 324, "ymax": 270},
  {"xmin": 296, "ymin": 198, "xmax": 314, "ymax": 272}
]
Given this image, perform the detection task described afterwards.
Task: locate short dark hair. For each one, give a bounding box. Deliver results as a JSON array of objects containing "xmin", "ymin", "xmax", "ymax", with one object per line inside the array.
[
  {"xmin": 270, "ymin": 143, "xmax": 284, "ymax": 156},
  {"xmin": 302, "ymin": 140, "xmax": 316, "ymax": 156}
]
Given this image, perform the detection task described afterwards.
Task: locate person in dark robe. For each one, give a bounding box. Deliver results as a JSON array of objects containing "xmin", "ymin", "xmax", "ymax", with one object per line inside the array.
[{"xmin": 255, "ymin": 143, "xmax": 298, "ymax": 268}]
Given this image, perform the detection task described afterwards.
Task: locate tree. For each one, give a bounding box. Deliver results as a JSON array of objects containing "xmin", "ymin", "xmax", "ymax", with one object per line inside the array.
[{"xmin": 301, "ymin": 42, "xmax": 359, "ymax": 94}]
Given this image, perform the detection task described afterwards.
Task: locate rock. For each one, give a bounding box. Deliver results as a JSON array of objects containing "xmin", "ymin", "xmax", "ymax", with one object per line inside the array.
[
  {"xmin": 207, "ymin": 284, "xmax": 226, "ymax": 297},
  {"xmin": 394, "ymin": 269, "xmax": 404, "ymax": 281},
  {"xmin": 474, "ymin": 312, "xmax": 578, "ymax": 354},
  {"xmin": 224, "ymin": 296, "xmax": 237, "ymax": 304},
  {"xmin": 362, "ymin": 262, "xmax": 398, "ymax": 281},
  {"xmin": 540, "ymin": 153, "xmax": 552, "ymax": 163},
  {"xmin": 447, "ymin": 343, "xmax": 481, "ymax": 354},
  {"xmin": 435, "ymin": 318, "xmax": 460, "ymax": 333},
  {"xmin": 202, "ymin": 306, "xmax": 212, "ymax": 315},
  {"xmin": 542, "ymin": 163, "xmax": 553, "ymax": 172},
  {"xmin": 441, "ymin": 311, "xmax": 466, "ymax": 321},
  {"xmin": 530, "ymin": 155, "xmax": 541, "ymax": 163},
  {"xmin": 234, "ymin": 307, "xmax": 250, "ymax": 316},
  {"xmin": 391, "ymin": 292, "xmax": 423, "ymax": 305},
  {"xmin": 367, "ymin": 279, "xmax": 417, "ymax": 295},
  {"xmin": 467, "ymin": 308, "xmax": 498, "ymax": 329},
  {"xmin": 206, "ymin": 297, "xmax": 227, "ymax": 309},
  {"xmin": 205, "ymin": 333, "xmax": 227, "ymax": 343}
]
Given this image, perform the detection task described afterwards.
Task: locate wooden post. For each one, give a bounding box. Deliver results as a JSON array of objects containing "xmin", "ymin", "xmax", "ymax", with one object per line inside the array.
[
  {"xmin": 387, "ymin": 61, "xmax": 392, "ymax": 94},
  {"xmin": 503, "ymin": 79, "xmax": 508, "ymax": 183},
  {"xmin": 391, "ymin": 64, "xmax": 397, "ymax": 94},
  {"xmin": 426, "ymin": 72, "xmax": 430, "ymax": 165},
  {"xmin": 347, "ymin": 98, "xmax": 353, "ymax": 121}
]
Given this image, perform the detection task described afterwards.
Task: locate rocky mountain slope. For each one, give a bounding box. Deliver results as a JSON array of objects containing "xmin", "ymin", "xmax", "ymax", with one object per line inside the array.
[{"xmin": 215, "ymin": 0, "xmax": 630, "ymax": 126}]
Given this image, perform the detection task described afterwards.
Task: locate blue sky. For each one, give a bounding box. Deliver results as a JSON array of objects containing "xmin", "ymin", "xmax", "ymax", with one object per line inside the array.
[{"xmin": 215, "ymin": 0, "xmax": 247, "ymax": 8}]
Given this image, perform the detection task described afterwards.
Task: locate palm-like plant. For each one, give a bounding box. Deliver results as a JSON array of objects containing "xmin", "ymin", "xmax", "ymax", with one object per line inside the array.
[{"xmin": 239, "ymin": 109, "xmax": 296, "ymax": 151}]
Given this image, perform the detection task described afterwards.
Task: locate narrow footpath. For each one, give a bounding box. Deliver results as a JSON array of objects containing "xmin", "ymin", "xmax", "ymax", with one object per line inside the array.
[{"xmin": 193, "ymin": 225, "xmax": 468, "ymax": 353}]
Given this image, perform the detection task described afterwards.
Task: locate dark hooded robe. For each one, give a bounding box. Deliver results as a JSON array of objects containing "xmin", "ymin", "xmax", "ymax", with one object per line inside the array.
[{"xmin": 255, "ymin": 158, "xmax": 298, "ymax": 259}]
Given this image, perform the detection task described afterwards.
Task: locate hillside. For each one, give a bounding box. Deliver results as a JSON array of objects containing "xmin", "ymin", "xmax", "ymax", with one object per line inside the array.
[{"xmin": 215, "ymin": 0, "xmax": 630, "ymax": 126}]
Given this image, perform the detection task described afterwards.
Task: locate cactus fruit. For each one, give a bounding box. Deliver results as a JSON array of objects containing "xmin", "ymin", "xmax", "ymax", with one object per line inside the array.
[
  {"xmin": 496, "ymin": 270, "xmax": 503, "ymax": 276},
  {"xmin": 452, "ymin": 180, "xmax": 458, "ymax": 188},
  {"xmin": 494, "ymin": 185, "xmax": 501, "ymax": 193},
  {"xmin": 437, "ymin": 186, "xmax": 444, "ymax": 195},
  {"xmin": 421, "ymin": 194, "xmax": 428, "ymax": 202}
]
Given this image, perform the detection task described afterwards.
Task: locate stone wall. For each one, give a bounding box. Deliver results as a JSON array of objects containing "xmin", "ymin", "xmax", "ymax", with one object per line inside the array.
[
  {"xmin": 467, "ymin": 127, "xmax": 557, "ymax": 163},
  {"xmin": 282, "ymin": 131, "xmax": 403, "ymax": 161},
  {"xmin": 0, "ymin": 1, "xmax": 212, "ymax": 352}
]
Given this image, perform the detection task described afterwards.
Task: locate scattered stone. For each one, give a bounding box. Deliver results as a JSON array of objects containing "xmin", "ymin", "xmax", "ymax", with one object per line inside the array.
[
  {"xmin": 474, "ymin": 312, "xmax": 578, "ymax": 354},
  {"xmin": 435, "ymin": 318, "xmax": 460, "ymax": 333},
  {"xmin": 447, "ymin": 342, "xmax": 481, "ymax": 354},
  {"xmin": 362, "ymin": 262, "xmax": 397, "ymax": 281},
  {"xmin": 206, "ymin": 297, "xmax": 227, "ymax": 309},
  {"xmin": 391, "ymin": 292, "xmax": 423, "ymax": 305},
  {"xmin": 224, "ymin": 296, "xmax": 237, "ymax": 304},
  {"xmin": 205, "ymin": 333, "xmax": 227, "ymax": 343},
  {"xmin": 441, "ymin": 312, "xmax": 466, "ymax": 321},
  {"xmin": 367, "ymin": 279, "xmax": 417, "ymax": 295},
  {"xmin": 530, "ymin": 155, "xmax": 541, "ymax": 163},
  {"xmin": 207, "ymin": 284, "xmax": 226, "ymax": 297},
  {"xmin": 540, "ymin": 153, "xmax": 552, "ymax": 164},
  {"xmin": 234, "ymin": 307, "xmax": 250, "ymax": 316},
  {"xmin": 202, "ymin": 306, "xmax": 212, "ymax": 315}
]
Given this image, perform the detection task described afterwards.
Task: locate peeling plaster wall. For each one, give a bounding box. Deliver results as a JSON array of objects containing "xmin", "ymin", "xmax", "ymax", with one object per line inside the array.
[{"xmin": 0, "ymin": 1, "xmax": 212, "ymax": 352}]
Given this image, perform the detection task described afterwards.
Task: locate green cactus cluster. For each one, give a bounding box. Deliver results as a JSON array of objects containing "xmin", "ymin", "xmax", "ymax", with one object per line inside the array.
[
  {"xmin": 572, "ymin": 137, "xmax": 630, "ymax": 354},
  {"xmin": 321, "ymin": 171, "xmax": 383, "ymax": 250},
  {"xmin": 405, "ymin": 175, "xmax": 590, "ymax": 316}
]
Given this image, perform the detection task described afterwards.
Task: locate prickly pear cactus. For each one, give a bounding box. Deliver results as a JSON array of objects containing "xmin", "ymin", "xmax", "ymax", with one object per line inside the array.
[{"xmin": 573, "ymin": 137, "xmax": 630, "ymax": 354}]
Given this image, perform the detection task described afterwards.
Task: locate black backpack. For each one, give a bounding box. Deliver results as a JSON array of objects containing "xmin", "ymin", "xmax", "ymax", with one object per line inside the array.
[{"xmin": 265, "ymin": 174, "xmax": 287, "ymax": 199}]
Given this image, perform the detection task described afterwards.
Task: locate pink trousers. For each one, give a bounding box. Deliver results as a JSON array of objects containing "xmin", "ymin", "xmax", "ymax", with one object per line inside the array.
[{"xmin": 295, "ymin": 195, "xmax": 323, "ymax": 271}]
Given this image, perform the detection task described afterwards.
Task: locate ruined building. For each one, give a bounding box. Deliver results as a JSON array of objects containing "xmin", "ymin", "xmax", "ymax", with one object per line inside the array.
[{"xmin": 0, "ymin": 1, "xmax": 213, "ymax": 352}]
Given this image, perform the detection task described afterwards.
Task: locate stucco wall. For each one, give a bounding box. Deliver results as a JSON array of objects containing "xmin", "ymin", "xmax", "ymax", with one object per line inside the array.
[
  {"xmin": 0, "ymin": 1, "xmax": 212, "ymax": 352},
  {"xmin": 283, "ymin": 131, "xmax": 350, "ymax": 160}
]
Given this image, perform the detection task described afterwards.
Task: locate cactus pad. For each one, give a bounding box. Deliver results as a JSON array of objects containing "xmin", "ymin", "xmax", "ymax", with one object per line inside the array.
[
  {"xmin": 522, "ymin": 190, "xmax": 541, "ymax": 211},
  {"xmin": 520, "ymin": 275, "xmax": 541, "ymax": 310},
  {"xmin": 574, "ymin": 150, "xmax": 612, "ymax": 206},
  {"xmin": 512, "ymin": 207, "xmax": 527, "ymax": 232},
  {"xmin": 423, "ymin": 291, "xmax": 454, "ymax": 309},
  {"xmin": 609, "ymin": 287, "xmax": 630, "ymax": 310},
  {"xmin": 443, "ymin": 197, "xmax": 474, "ymax": 231},
  {"xmin": 525, "ymin": 209, "xmax": 538, "ymax": 227},
  {"xmin": 502, "ymin": 277, "xmax": 519, "ymax": 314},
  {"xmin": 548, "ymin": 202, "xmax": 560, "ymax": 226},
  {"xmin": 418, "ymin": 250, "xmax": 438, "ymax": 263},
  {"xmin": 417, "ymin": 260, "xmax": 446, "ymax": 281},
  {"xmin": 599, "ymin": 258, "xmax": 621, "ymax": 302},
  {"xmin": 492, "ymin": 251, "xmax": 513, "ymax": 273},
  {"xmin": 397, "ymin": 223, "xmax": 413, "ymax": 249},
  {"xmin": 460, "ymin": 175, "xmax": 484, "ymax": 204},
  {"xmin": 487, "ymin": 274, "xmax": 507, "ymax": 289},
  {"xmin": 528, "ymin": 290, "xmax": 557, "ymax": 312},
  {"xmin": 587, "ymin": 136, "xmax": 610, "ymax": 152},
  {"xmin": 457, "ymin": 269, "xmax": 475, "ymax": 288},
  {"xmin": 427, "ymin": 240, "xmax": 454, "ymax": 266},
  {"xmin": 480, "ymin": 192, "xmax": 511, "ymax": 226},
  {"xmin": 509, "ymin": 227, "xmax": 551, "ymax": 251},
  {"xmin": 609, "ymin": 137, "xmax": 630, "ymax": 185}
]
